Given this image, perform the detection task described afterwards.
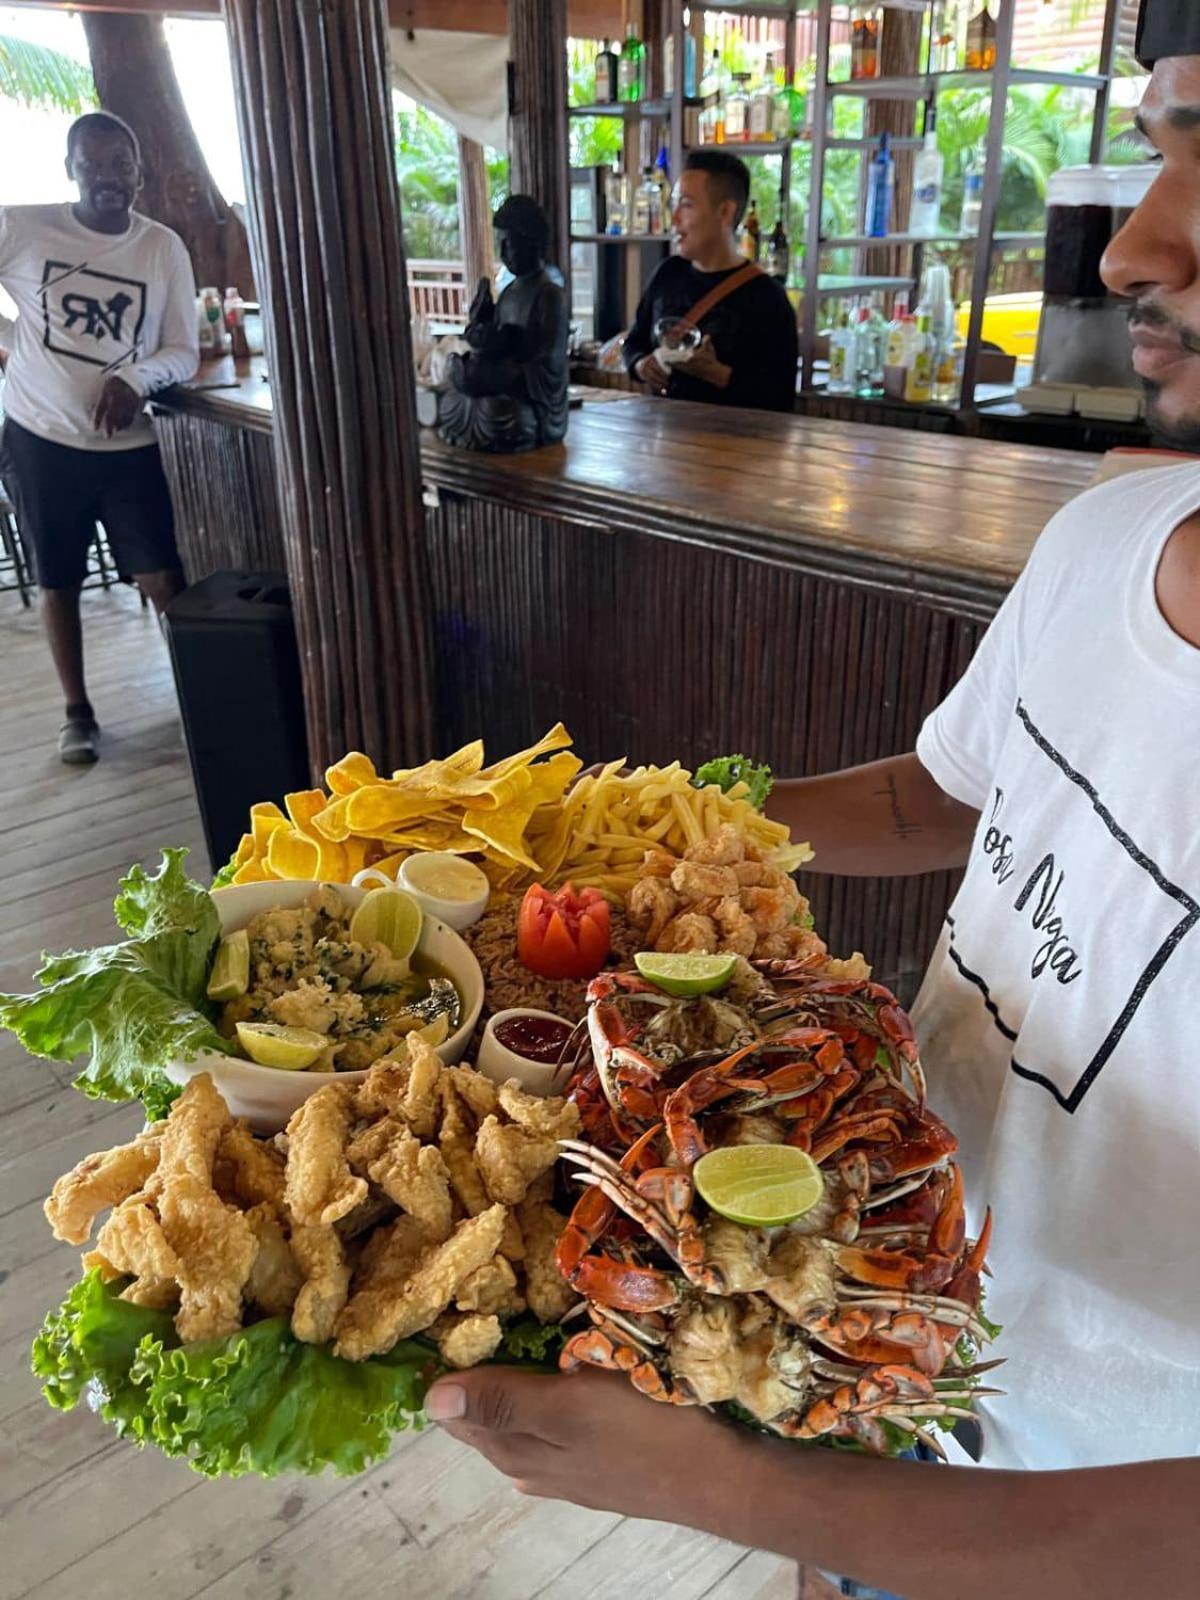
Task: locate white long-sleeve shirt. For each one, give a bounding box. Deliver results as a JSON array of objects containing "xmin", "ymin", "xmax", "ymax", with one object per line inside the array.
[{"xmin": 0, "ymin": 203, "xmax": 199, "ymax": 451}]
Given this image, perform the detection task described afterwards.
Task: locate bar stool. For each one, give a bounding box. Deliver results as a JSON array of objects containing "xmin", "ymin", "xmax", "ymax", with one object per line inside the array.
[{"xmin": 0, "ymin": 488, "xmax": 32, "ymax": 606}]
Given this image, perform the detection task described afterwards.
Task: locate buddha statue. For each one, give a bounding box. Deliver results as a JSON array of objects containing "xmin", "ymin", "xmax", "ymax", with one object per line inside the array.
[{"xmin": 436, "ymin": 194, "xmax": 569, "ymax": 453}]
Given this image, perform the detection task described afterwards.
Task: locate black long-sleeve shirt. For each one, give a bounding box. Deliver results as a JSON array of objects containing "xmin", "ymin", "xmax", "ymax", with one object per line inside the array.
[{"xmin": 623, "ymin": 256, "xmax": 798, "ymax": 413}]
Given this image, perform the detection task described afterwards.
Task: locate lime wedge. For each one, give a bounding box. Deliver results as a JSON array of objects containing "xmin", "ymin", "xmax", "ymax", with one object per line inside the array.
[
  {"xmin": 693, "ymin": 1146, "xmax": 825, "ymax": 1227},
  {"xmin": 235, "ymin": 1022, "xmax": 328, "ymax": 1071},
  {"xmin": 634, "ymin": 951, "xmax": 739, "ymax": 997},
  {"xmin": 413, "ymin": 1012, "xmax": 450, "ymax": 1049},
  {"xmin": 206, "ymin": 929, "xmax": 250, "ymax": 1001},
  {"xmin": 349, "ymin": 887, "xmax": 423, "ymax": 962}
]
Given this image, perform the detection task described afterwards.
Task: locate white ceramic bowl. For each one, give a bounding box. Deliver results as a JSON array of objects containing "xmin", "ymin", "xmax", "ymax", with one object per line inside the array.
[
  {"xmin": 396, "ymin": 852, "xmax": 490, "ymax": 932},
  {"xmin": 164, "ymin": 880, "xmax": 484, "ymax": 1132},
  {"xmin": 476, "ymin": 1007, "xmax": 578, "ymax": 1096}
]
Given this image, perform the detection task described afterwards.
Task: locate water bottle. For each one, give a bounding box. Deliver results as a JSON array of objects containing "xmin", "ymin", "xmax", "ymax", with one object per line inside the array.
[
  {"xmin": 865, "ymin": 132, "xmax": 894, "ymax": 239},
  {"xmin": 960, "ymin": 144, "xmax": 985, "ymax": 237}
]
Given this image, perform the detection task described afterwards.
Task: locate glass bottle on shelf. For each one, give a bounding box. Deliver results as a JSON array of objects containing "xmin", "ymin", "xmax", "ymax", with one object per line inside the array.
[
  {"xmin": 965, "ymin": 4, "xmax": 997, "ymax": 71},
  {"xmin": 930, "ymin": 2, "xmax": 959, "ymax": 74},
  {"xmin": 772, "ymin": 60, "xmax": 794, "ymax": 140},
  {"xmin": 851, "ymin": 6, "xmax": 882, "ymax": 82},
  {"xmin": 605, "ymin": 164, "xmax": 628, "ymax": 235},
  {"xmin": 766, "ymin": 200, "xmax": 789, "ymax": 283},
  {"xmin": 633, "ymin": 167, "xmax": 660, "ymax": 236},
  {"xmin": 904, "ymin": 312, "xmax": 936, "ymax": 402},
  {"xmin": 665, "ymin": 31, "xmax": 698, "ymax": 99},
  {"xmin": 959, "ymin": 143, "xmax": 985, "ymax": 235},
  {"xmin": 618, "ymin": 21, "xmax": 645, "ymax": 104},
  {"xmin": 828, "ymin": 304, "xmax": 856, "ymax": 395},
  {"xmin": 750, "ymin": 54, "xmax": 775, "ymax": 142},
  {"xmin": 740, "ymin": 197, "xmax": 761, "ymax": 262},
  {"xmin": 909, "ymin": 107, "xmax": 944, "ymax": 238},
  {"xmin": 725, "ymin": 74, "xmax": 751, "ymax": 142},
  {"xmin": 594, "ymin": 38, "xmax": 618, "ymax": 105}
]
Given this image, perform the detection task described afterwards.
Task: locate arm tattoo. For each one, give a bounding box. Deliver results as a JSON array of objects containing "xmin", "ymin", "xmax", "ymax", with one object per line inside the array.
[{"xmin": 874, "ymin": 774, "xmax": 922, "ymax": 840}]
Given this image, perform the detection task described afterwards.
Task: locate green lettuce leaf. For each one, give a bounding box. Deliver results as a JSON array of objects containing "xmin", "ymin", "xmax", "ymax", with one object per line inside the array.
[
  {"xmin": 497, "ymin": 1316, "xmax": 570, "ymax": 1368},
  {"xmin": 33, "ymin": 1271, "xmax": 438, "ymax": 1479},
  {"xmin": 0, "ymin": 848, "xmax": 234, "ymax": 1102},
  {"xmin": 692, "ymin": 755, "xmax": 774, "ymax": 811},
  {"xmin": 210, "ymin": 853, "xmax": 241, "ymax": 890}
]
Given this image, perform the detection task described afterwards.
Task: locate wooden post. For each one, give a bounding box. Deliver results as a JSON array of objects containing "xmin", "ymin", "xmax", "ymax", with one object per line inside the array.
[
  {"xmin": 81, "ymin": 10, "xmax": 255, "ymax": 295},
  {"xmin": 509, "ymin": 0, "xmax": 570, "ymax": 292},
  {"xmin": 223, "ymin": 0, "xmax": 434, "ymax": 775},
  {"xmin": 457, "ymin": 133, "xmax": 495, "ymax": 297}
]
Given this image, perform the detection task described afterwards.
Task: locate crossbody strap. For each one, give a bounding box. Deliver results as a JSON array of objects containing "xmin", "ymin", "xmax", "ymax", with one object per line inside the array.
[{"xmin": 676, "ymin": 262, "xmax": 764, "ymax": 334}]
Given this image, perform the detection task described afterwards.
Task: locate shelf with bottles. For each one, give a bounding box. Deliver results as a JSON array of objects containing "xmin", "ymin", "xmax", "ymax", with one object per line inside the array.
[
  {"xmin": 685, "ymin": 137, "xmax": 803, "ymax": 156},
  {"xmin": 826, "ymin": 66, "xmax": 1108, "ymax": 99}
]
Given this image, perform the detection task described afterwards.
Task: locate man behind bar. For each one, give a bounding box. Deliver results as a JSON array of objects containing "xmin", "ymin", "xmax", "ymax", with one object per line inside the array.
[
  {"xmin": 425, "ymin": 3, "xmax": 1198, "ymax": 1596},
  {"xmin": 623, "ymin": 150, "xmax": 799, "ymax": 412},
  {"xmin": 0, "ymin": 111, "xmax": 198, "ymax": 765}
]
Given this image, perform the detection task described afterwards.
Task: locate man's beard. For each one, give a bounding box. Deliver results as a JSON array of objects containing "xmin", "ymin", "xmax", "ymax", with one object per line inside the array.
[{"xmin": 1128, "ymin": 300, "xmax": 1200, "ymax": 448}]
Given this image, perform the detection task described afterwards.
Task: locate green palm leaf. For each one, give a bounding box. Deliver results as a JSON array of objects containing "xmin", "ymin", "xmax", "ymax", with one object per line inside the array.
[{"xmin": 0, "ymin": 34, "xmax": 96, "ymax": 114}]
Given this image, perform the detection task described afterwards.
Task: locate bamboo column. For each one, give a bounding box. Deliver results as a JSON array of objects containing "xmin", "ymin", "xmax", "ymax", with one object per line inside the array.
[
  {"xmin": 223, "ymin": 0, "xmax": 434, "ymax": 775},
  {"xmin": 457, "ymin": 133, "xmax": 495, "ymax": 296},
  {"xmin": 509, "ymin": 0, "xmax": 570, "ymax": 291}
]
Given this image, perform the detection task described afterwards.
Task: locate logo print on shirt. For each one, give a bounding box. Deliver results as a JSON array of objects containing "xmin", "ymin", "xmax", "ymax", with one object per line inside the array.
[
  {"xmin": 947, "ymin": 700, "xmax": 1199, "ymax": 1113},
  {"xmin": 39, "ymin": 259, "xmax": 147, "ymax": 372}
]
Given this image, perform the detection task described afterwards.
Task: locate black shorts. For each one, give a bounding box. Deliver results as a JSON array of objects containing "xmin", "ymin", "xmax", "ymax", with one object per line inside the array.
[{"xmin": 0, "ymin": 418, "xmax": 181, "ymax": 590}]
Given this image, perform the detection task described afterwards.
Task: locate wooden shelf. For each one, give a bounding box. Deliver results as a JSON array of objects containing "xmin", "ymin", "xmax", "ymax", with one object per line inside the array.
[{"xmin": 570, "ymin": 232, "xmax": 671, "ymax": 245}]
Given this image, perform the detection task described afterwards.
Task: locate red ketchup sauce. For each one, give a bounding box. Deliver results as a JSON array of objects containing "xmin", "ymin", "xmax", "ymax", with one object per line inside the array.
[{"xmin": 492, "ymin": 1014, "xmax": 574, "ymax": 1064}]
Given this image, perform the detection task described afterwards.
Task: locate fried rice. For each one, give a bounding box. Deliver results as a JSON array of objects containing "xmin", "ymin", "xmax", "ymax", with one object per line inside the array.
[{"xmin": 465, "ymin": 895, "xmax": 644, "ymax": 1023}]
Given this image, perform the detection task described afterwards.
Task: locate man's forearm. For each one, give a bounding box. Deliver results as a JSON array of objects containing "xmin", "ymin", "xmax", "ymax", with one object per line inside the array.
[
  {"xmin": 691, "ymin": 1434, "xmax": 1198, "ymax": 1600},
  {"xmin": 768, "ymin": 752, "xmax": 978, "ymax": 877}
]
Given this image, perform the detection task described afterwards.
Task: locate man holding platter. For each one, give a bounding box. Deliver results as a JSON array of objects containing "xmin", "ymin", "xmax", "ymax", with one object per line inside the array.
[{"xmin": 427, "ymin": 4, "xmax": 1199, "ymax": 1594}]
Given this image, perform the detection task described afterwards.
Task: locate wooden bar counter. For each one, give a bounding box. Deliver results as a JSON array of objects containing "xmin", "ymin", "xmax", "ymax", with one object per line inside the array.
[{"xmin": 154, "ymin": 356, "xmax": 1097, "ymax": 997}]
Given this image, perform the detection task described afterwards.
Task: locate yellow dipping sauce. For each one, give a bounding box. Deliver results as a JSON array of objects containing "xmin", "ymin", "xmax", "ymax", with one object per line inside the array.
[{"xmin": 402, "ymin": 854, "xmax": 490, "ymax": 901}]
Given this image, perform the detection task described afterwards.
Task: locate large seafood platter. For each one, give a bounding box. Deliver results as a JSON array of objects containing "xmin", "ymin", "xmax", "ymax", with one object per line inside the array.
[{"xmin": 0, "ymin": 728, "xmax": 997, "ymax": 1478}]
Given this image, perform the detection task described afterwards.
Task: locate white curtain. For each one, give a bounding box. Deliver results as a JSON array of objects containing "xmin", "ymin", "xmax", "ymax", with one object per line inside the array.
[{"xmin": 388, "ymin": 28, "xmax": 509, "ymax": 152}]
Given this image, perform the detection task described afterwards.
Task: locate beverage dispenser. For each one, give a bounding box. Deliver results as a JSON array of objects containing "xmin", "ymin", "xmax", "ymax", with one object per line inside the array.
[{"xmin": 1033, "ymin": 164, "xmax": 1158, "ymax": 391}]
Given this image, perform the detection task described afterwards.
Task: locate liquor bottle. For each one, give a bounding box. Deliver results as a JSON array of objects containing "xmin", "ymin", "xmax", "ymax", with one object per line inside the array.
[
  {"xmin": 766, "ymin": 210, "xmax": 789, "ymax": 283},
  {"xmin": 905, "ymin": 312, "xmax": 936, "ymax": 402},
  {"xmin": 865, "ymin": 131, "xmax": 894, "ymax": 238},
  {"xmin": 725, "ymin": 73, "xmax": 751, "ymax": 142},
  {"xmin": 909, "ymin": 109, "xmax": 944, "ymax": 238},
  {"xmin": 931, "ymin": 2, "xmax": 960, "ymax": 73},
  {"xmin": 654, "ymin": 144, "xmax": 673, "ymax": 234},
  {"xmin": 665, "ymin": 31, "xmax": 698, "ymax": 98},
  {"xmin": 224, "ymin": 286, "xmax": 251, "ymax": 359},
  {"xmin": 618, "ymin": 21, "xmax": 645, "ymax": 104},
  {"xmin": 883, "ymin": 292, "xmax": 913, "ymax": 398},
  {"xmin": 960, "ymin": 144, "xmax": 985, "ymax": 235},
  {"xmin": 828, "ymin": 306, "xmax": 856, "ymax": 395},
  {"xmin": 854, "ymin": 299, "xmax": 886, "ymax": 397},
  {"xmin": 851, "ymin": 6, "xmax": 882, "ymax": 81},
  {"xmin": 749, "ymin": 54, "xmax": 775, "ymax": 141},
  {"xmin": 772, "ymin": 60, "xmax": 794, "ymax": 140},
  {"xmin": 605, "ymin": 164, "xmax": 628, "ymax": 234},
  {"xmin": 634, "ymin": 168, "xmax": 659, "ymax": 236},
  {"xmin": 594, "ymin": 38, "xmax": 618, "ymax": 104},
  {"xmin": 740, "ymin": 198, "xmax": 761, "ymax": 262},
  {"xmin": 965, "ymin": 4, "xmax": 997, "ymax": 71}
]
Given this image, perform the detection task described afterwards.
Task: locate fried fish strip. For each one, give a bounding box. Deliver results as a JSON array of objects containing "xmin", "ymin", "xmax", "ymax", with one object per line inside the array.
[
  {"xmin": 352, "ymin": 1214, "xmax": 431, "ymax": 1294},
  {"xmin": 455, "ymin": 1254, "xmax": 524, "ymax": 1318},
  {"xmin": 443, "ymin": 1064, "xmax": 498, "ymax": 1121},
  {"xmin": 474, "ymin": 1116, "xmax": 559, "ymax": 1207},
  {"xmin": 215, "ymin": 1122, "xmax": 287, "ymax": 1210},
  {"xmin": 334, "ymin": 1204, "xmax": 507, "ymax": 1360},
  {"xmin": 88, "ymin": 1199, "xmax": 181, "ymax": 1310},
  {"xmin": 362, "ymin": 1126, "xmax": 453, "ymax": 1242},
  {"xmin": 244, "ymin": 1202, "xmax": 303, "ymax": 1318},
  {"xmin": 284, "ymin": 1083, "xmax": 367, "ymax": 1227},
  {"xmin": 434, "ymin": 1312, "xmax": 503, "ymax": 1369},
  {"xmin": 44, "ymin": 1126, "xmax": 163, "ymax": 1245},
  {"xmin": 439, "ymin": 1081, "xmax": 490, "ymax": 1217},
  {"xmin": 496, "ymin": 1081, "xmax": 581, "ymax": 1142},
  {"xmin": 290, "ymin": 1222, "xmax": 351, "ymax": 1344},
  {"xmin": 354, "ymin": 1040, "xmax": 442, "ymax": 1139},
  {"xmin": 516, "ymin": 1196, "xmax": 577, "ymax": 1323},
  {"xmin": 148, "ymin": 1076, "xmax": 256, "ymax": 1341},
  {"xmin": 158, "ymin": 1174, "xmax": 257, "ymax": 1341}
]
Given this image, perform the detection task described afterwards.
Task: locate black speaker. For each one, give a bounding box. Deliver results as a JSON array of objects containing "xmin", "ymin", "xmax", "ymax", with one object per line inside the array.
[{"xmin": 163, "ymin": 570, "xmax": 310, "ymax": 872}]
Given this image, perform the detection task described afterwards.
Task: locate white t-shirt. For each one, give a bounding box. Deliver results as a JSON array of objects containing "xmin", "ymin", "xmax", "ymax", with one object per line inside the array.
[
  {"xmin": 0, "ymin": 203, "xmax": 198, "ymax": 451},
  {"xmin": 914, "ymin": 462, "xmax": 1200, "ymax": 1472}
]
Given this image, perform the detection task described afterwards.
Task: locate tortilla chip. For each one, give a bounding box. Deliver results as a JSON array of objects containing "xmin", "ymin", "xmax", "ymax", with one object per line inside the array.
[
  {"xmin": 325, "ymin": 751, "xmax": 380, "ymax": 796},
  {"xmin": 267, "ymin": 825, "xmax": 320, "ymax": 880},
  {"xmin": 285, "ymin": 789, "xmax": 329, "ymax": 837}
]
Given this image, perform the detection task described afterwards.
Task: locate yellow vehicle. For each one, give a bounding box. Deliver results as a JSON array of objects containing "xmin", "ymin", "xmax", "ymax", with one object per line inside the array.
[{"xmin": 956, "ymin": 292, "xmax": 1043, "ymax": 360}]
